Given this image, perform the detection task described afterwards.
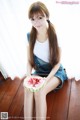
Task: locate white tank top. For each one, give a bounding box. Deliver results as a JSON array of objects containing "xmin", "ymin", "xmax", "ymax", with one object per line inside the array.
[{"xmin": 33, "ymin": 39, "xmax": 50, "ymax": 62}]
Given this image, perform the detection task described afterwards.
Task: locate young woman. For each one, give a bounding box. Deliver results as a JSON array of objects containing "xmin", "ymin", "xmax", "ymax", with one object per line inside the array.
[{"xmin": 24, "ymin": 1, "xmax": 68, "ymax": 120}]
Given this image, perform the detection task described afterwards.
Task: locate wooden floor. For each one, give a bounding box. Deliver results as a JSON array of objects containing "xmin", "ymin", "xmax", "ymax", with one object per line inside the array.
[{"xmin": 0, "ymin": 72, "xmax": 80, "ymax": 120}]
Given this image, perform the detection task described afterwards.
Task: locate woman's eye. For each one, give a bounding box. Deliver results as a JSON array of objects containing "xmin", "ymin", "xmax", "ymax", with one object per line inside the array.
[
  {"xmin": 31, "ymin": 18, "xmax": 34, "ymax": 21},
  {"xmin": 39, "ymin": 17, "xmax": 42, "ymax": 19}
]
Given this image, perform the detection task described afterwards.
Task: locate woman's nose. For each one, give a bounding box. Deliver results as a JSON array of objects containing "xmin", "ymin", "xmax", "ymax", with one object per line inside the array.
[
  {"xmin": 34, "ymin": 20, "xmax": 40, "ymax": 26},
  {"xmin": 34, "ymin": 19, "xmax": 39, "ymax": 24}
]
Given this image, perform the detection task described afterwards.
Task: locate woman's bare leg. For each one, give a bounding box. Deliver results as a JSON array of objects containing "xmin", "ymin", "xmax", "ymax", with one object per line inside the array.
[
  {"xmin": 34, "ymin": 76, "xmax": 61, "ymax": 120},
  {"xmin": 34, "ymin": 92, "xmax": 47, "ymax": 120},
  {"xmin": 24, "ymin": 88, "xmax": 34, "ymax": 120}
]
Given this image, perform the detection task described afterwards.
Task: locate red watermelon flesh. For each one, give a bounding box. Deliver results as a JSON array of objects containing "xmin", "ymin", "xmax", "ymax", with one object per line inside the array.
[{"xmin": 28, "ymin": 78, "xmax": 41, "ymax": 87}]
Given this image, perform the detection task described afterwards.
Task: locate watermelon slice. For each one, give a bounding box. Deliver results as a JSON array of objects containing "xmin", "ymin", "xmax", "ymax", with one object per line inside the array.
[{"xmin": 23, "ymin": 76, "xmax": 46, "ymax": 92}]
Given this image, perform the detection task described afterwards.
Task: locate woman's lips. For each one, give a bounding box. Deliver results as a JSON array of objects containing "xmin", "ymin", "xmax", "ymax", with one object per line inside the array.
[{"xmin": 36, "ymin": 25, "xmax": 41, "ymax": 28}]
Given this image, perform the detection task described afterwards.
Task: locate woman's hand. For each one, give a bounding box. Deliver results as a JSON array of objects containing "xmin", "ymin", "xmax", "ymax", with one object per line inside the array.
[{"xmin": 43, "ymin": 77, "xmax": 48, "ymax": 85}]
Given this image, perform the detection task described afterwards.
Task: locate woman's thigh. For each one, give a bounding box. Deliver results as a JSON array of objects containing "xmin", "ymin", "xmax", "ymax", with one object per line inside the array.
[{"xmin": 41, "ymin": 76, "xmax": 61, "ymax": 95}]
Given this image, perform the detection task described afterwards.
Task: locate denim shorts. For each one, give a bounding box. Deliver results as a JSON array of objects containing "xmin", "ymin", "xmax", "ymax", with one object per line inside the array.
[{"xmin": 32, "ymin": 55, "xmax": 68, "ymax": 90}]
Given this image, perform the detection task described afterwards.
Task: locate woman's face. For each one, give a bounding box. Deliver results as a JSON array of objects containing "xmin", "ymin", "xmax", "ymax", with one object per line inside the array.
[{"xmin": 30, "ymin": 13, "xmax": 48, "ymax": 31}]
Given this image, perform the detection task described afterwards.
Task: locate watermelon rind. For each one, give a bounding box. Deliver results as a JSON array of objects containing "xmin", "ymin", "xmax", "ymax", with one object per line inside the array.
[{"xmin": 23, "ymin": 77, "xmax": 46, "ymax": 92}]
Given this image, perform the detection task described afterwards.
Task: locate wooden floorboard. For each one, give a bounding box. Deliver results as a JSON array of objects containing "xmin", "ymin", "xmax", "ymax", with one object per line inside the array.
[
  {"xmin": 50, "ymin": 80, "xmax": 72, "ymax": 120},
  {"xmin": 0, "ymin": 78, "xmax": 21, "ymax": 112},
  {"xmin": 0, "ymin": 78, "xmax": 11, "ymax": 101},
  {"xmin": 47, "ymin": 91, "xmax": 55, "ymax": 119},
  {"xmin": 8, "ymin": 79, "xmax": 24, "ymax": 120},
  {"xmin": 68, "ymin": 80, "xmax": 80, "ymax": 120},
  {"xmin": 0, "ymin": 73, "xmax": 80, "ymax": 120},
  {"xmin": 19, "ymin": 106, "xmax": 24, "ymax": 120}
]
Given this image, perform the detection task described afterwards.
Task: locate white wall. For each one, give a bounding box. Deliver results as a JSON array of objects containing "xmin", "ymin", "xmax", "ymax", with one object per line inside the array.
[{"xmin": 0, "ymin": 0, "xmax": 80, "ymax": 80}]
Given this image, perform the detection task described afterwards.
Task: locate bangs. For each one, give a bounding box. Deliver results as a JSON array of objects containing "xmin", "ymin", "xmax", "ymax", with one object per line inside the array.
[{"xmin": 28, "ymin": 5, "xmax": 45, "ymax": 19}]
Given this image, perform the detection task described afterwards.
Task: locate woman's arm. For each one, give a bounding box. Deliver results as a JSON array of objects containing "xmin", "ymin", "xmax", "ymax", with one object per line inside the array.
[
  {"xmin": 46, "ymin": 62, "xmax": 60, "ymax": 82},
  {"xmin": 26, "ymin": 44, "xmax": 32, "ymax": 76}
]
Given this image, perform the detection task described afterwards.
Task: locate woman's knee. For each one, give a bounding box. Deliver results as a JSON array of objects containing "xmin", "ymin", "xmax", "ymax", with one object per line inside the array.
[
  {"xmin": 34, "ymin": 90, "xmax": 46, "ymax": 102},
  {"xmin": 24, "ymin": 88, "xmax": 33, "ymax": 98}
]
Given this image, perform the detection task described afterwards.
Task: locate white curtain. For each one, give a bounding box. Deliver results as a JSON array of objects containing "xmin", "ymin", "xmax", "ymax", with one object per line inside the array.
[
  {"xmin": 0, "ymin": 0, "xmax": 80, "ymax": 80},
  {"xmin": 51, "ymin": 0, "xmax": 80, "ymax": 80},
  {"xmin": 0, "ymin": 0, "xmax": 28, "ymax": 80}
]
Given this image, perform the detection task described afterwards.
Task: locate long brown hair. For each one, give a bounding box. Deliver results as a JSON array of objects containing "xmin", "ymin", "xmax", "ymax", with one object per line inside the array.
[{"xmin": 28, "ymin": 1, "xmax": 60, "ymax": 68}]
